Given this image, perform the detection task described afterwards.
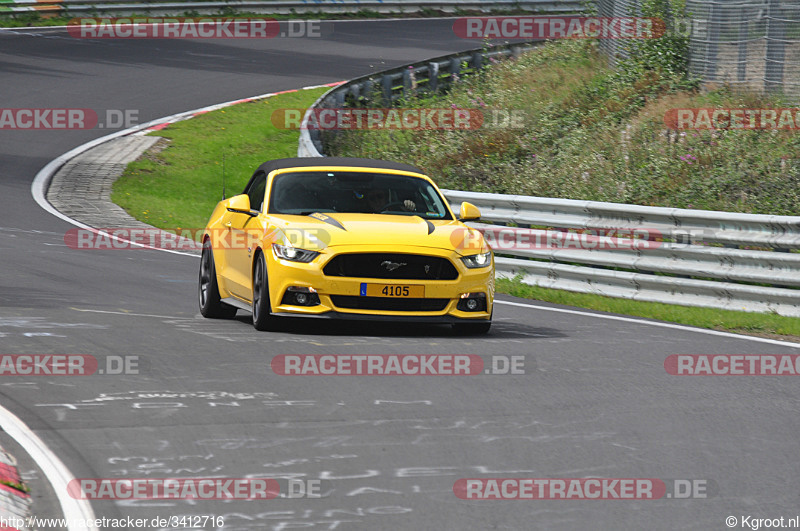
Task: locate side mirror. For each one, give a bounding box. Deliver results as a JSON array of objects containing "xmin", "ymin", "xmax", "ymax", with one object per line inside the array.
[
  {"xmin": 226, "ymin": 194, "xmax": 253, "ymax": 215},
  {"xmin": 459, "ymin": 202, "xmax": 481, "ymax": 221}
]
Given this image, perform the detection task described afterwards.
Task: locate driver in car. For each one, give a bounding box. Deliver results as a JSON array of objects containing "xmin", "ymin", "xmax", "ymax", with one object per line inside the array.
[{"xmin": 365, "ymin": 186, "xmax": 416, "ymax": 213}]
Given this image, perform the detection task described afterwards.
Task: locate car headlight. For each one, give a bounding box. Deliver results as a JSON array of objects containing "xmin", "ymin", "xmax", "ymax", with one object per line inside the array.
[
  {"xmin": 272, "ymin": 244, "xmax": 320, "ymax": 263},
  {"xmin": 461, "ymin": 252, "xmax": 491, "ymax": 269}
]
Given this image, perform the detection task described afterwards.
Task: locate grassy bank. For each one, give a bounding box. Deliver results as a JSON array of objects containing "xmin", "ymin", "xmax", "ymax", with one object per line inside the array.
[{"xmin": 329, "ymin": 40, "xmax": 800, "ymax": 215}]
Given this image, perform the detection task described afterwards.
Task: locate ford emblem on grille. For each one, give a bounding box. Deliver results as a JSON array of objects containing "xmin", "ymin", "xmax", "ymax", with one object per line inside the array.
[{"xmin": 381, "ymin": 260, "xmax": 407, "ymax": 271}]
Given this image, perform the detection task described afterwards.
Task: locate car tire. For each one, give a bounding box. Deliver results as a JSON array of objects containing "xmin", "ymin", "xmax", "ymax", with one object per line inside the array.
[
  {"xmin": 252, "ymin": 252, "xmax": 279, "ymax": 331},
  {"xmin": 199, "ymin": 240, "xmax": 237, "ymax": 319}
]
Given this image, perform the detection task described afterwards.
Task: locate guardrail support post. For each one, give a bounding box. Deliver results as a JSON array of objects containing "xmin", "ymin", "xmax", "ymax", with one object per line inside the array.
[
  {"xmin": 348, "ymin": 84, "xmax": 360, "ymax": 107},
  {"xmin": 334, "ymin": 91, "xmax": 345, "ymax": 108},
  {"xmin": 382, "ymin": 75, "xmax": 393, "ymax": 106},
  {"xmin": 402, "ymin": 68, "xmax": 413, "ymax": 97},
  {"xmin": 428, "ymin": 62, "xmax": 439, "ymax": 92},
  {"xmin": 472, "ymin": 52, "xmax": 483, "ymax": 70},
  {"xmin": 361, "ymin": 80, "xmax": 374, "ymax": 105},
  {"xmin": 449, "ymin": 58, "xmax": 461, "ymax": 86}
]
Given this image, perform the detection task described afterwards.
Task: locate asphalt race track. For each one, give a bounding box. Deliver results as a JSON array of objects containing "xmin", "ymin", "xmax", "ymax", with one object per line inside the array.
[{"xmin": 2, "ymin": 19, "xmax": 800, "ymax": 531}]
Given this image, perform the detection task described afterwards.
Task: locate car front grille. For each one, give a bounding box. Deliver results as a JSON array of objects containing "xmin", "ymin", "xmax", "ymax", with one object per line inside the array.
[
  {"xmin": 330, "ymin": 296, "xmax": 449, "ymax": 312},
  {"xmin": 323, "ymin": 253, "xmax": 458, "ymax": 280}
]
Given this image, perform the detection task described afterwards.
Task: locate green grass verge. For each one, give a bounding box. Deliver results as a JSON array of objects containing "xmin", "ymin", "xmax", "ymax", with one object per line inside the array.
[
  {"xmin": 111, "ymin": 87, "xmax": 327, "ymax": 231},
  {"xmin": 497, "ymin": 277, "xmax": 800, "ymax": 340}
]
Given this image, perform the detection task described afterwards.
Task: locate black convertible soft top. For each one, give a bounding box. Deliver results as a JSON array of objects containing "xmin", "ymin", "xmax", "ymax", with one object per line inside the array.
[{"xmin": 255, "ymin": 157, "xmax": 426, "ymax": 176}]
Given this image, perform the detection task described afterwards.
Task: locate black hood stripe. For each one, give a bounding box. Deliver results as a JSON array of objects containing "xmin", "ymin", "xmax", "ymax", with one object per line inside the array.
[{"xmin": 310, "ymin": 212, "xmax": 347, "ymax": 231}]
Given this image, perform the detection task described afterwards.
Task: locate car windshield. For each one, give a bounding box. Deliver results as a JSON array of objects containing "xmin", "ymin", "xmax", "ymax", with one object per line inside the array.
[{"xmin": 268, "ymin": 171, "xmax": 453, "ymax": 220}]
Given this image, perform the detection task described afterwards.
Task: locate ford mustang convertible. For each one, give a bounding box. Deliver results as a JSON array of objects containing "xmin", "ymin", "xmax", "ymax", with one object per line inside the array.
[{"xmin": 198, "ymin": 157, "xmax": 494, "ymax": 333}]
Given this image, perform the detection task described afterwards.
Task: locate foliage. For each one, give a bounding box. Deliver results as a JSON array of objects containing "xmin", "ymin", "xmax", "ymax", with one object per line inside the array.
[{"xmin": 329, "ymin": 40, "xmax": 800, "ymax": 215}]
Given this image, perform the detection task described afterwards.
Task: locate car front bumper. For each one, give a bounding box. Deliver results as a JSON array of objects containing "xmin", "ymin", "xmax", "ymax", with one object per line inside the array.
[{"xmin": 265, "ymin": 244, "xmax": 494, "ymax": 322}]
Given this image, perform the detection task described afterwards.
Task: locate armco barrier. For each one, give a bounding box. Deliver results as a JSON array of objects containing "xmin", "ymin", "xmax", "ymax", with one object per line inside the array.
[
  {"xmin": 446, "ymin": 191, "xmax": 800, "ymax": 317},
  {"xmin": 0, "ymin": 0, "xmax": 583, "ymax": 16},
  {"xmin": 297, "ymin": 43, "xmax": 800, "ymax": 318}
]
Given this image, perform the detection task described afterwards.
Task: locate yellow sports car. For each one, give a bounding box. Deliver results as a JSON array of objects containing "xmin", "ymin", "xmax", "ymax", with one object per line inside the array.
[{"xmin": 198, "ymin": 157, "xmax": 494, "ymax": 333}]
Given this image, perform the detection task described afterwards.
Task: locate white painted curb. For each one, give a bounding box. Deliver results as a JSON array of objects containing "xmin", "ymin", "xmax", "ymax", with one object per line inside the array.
[{"xmin": 31, "ymin": 82, "xmax": 342, "ymax": 258}]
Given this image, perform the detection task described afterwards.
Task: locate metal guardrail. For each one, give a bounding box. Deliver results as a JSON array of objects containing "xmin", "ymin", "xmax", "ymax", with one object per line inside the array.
[
  {"xmin": 0, "ymin": 0, "xmax": 583, "ymax": 16},
  {"xmin": 444, "ymin": 190, "xmax": 800, "ymax": 317},
  {"xmin": 297, "ymin": 43, "xmax": 800, "ymax": 317}
]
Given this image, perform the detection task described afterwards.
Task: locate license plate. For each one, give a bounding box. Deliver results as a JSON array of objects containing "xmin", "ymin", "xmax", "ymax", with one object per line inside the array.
[{"xmin": 361, "ymin": 283, "xmax": 424, "ymax": 298}]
